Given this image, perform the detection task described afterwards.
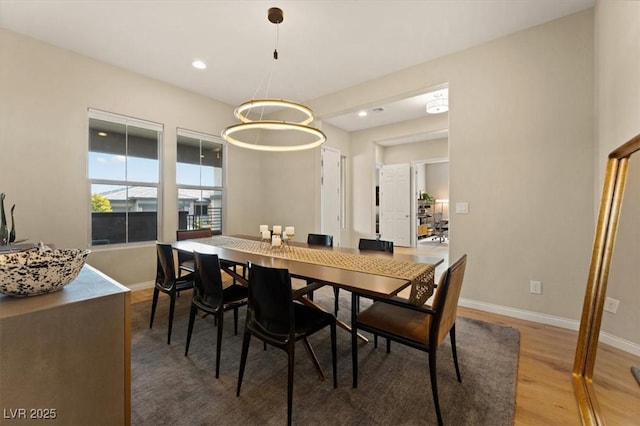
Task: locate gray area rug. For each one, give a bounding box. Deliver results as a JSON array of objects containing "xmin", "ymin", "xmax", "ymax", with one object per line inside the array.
[
  {"xmin": 632, "ymin": 366, "xmax": 640, "ymax": 385},
  {"xmin": 131, "ymin": 287, "xmax": 520, "ymax": 425}
]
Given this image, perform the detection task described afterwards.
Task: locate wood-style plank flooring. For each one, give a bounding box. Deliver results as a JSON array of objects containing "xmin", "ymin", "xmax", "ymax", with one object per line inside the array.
[{"xmin": 134, "ymin": 238, "xmax": 640, "ymax": 425}]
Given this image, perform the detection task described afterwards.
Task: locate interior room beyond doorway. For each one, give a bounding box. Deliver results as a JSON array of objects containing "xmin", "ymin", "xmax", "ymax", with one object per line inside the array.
[{"xmin": 415, "ymin": 160, "xmax": 449, "ymax": 247}]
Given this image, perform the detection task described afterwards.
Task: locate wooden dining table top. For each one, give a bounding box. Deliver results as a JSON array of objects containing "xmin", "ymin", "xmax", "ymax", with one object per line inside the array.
[{"xmin": 172, "ymin": 234, "xmax": 443, "ymax": 300}]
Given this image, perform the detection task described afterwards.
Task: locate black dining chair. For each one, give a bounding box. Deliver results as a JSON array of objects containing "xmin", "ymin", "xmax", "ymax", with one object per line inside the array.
[
  {"xmin": 177, "ymin": 228, "xmax": 244, "ymax": 283},
  {"xmin": 185, "ymin": 251, "xmax": 248, "ymax": 378},
  {"xmin": 237, "ymin": 262, "xmax": 337, "ymax": 426},
  {"xmin": 150, "ymin": 243, "xmax": 195, "ymax": 344},
  {"xmin": 355, "ymin": 238, "xmax": 394, "ymax": 314},
  {"xmin": 176, "ymin": 228, "xmax": 213, "ymax": 277},
  {"xmin": 305, "ymin": 233, "xmax": 340, "ymax": 313},
  {"xmin": 358, "ymin": 237, "xmax": 394, "ymax": 253},
  {"xmin": 351, "ymin": 255, "xmax": 467, "ymax": 426}
]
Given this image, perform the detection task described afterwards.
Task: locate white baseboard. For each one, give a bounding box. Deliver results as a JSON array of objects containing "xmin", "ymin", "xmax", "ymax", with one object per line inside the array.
[
  {"xmin": 459, "ymin": 298, "xmax": 640, "ymax": 357},
  {"xmin": 599, "ymin": 332, "xmax": 640, "ymax": 357}
]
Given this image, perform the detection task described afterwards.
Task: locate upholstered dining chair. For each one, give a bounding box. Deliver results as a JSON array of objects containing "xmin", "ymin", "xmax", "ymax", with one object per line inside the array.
[
  {"xmin": 150, "ymin": 243, "xmax": 195, "ymax": 344},
  {"xmin": 185, "ymin": 251, "xmax": 248, "ymax": 378},
  {"xmin": 237, "ymin": 263, "xmax": 337, "ymax": 426},
  {"xmin": 305, "ymin": 233, "xmax": 339, "ymax": 313},
  {"xmin": 176, "ymin": 228, "xmax": 212, "ymax": 277},
  {"xmin": 351, "ymin": 254, "xmax": 467, "ymax": 426}
]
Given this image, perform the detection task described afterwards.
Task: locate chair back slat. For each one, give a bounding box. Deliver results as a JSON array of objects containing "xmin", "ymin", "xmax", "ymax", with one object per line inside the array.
[
  {"xmin": 431, "ymin": 254, "xmax": 467, "ymax": 346},
  {"xmin": 307, "ymin": 233, "xmax": 333, "ymax": 247},
  {"xmin": 358, "ymin": 238, "xmax": 394, "ymax": 253},
  {"xmin": 193, "ymin": 252, "xmax": 224, "ymax": 309},
  {"xmin": 247, "ymin": 263, "xmax": 294, "ymax": 338}
]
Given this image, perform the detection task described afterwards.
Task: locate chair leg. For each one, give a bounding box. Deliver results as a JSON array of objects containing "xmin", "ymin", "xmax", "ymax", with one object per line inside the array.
[
  {"xmin": 287, "ymin": 344, "xmax": 295, "ymax": 426},
  {"xmin": 374, "ymin": 334, "xmax": 378, "ymax": 348},
  {"xmin": 184, "ymin": 304, "xmax": 198, "ymax": 356},
  {"xmin": 167, "ymin": 292, "xmax": 177, "ymax": 344},
  {"xmin": 233, "ymin": 307, "xmax": 239, "ymax": 335},
  {"xmin": 237, "ymin": 331, "xmax": 251, "ymax": 396},
  {"xmin": 450, "ymin": 324, "xmax": 462, "ymax": 382},
  {"xmin": 386, "ymin": 338, "xmax": 391, "ymax": 354},
  {"xmin": 333, "ymin": 287, "xmax": 340, "ymax": 315},
  {"xmin": 330, "ymin": 320, "xmax": 337, "ymax": 389},
  {"xmin": 429, "ymin": 350, "xmax": 443, "ymax": 426},
  {"xmin": 351, "ymin": 292, "xmax": 358, "ymax": 388},
  {"xmin": 149, "ymin": 288, "xmax": 160, "ymax": 329},
  {"xmin": 215, "ymin": 311, "xmax": 224, "ymax": 379}
]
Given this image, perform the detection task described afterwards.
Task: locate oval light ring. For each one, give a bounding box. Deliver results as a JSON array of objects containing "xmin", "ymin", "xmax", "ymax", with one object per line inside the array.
[
  {"xmin": 234, "ymin": 98, "xmax": 315, "ymax": 126},
  {"xmin": 221, "ymin": 121, "xmax": 327, "ymax": 152}
]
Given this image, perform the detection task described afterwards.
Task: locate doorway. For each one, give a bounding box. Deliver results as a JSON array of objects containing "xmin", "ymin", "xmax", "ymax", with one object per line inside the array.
[
  {"xmin": 321, "ymin": 147, "xmax": 341, "ymax": 247},
  {"xmin": 412, "ymin": 159, "xmax": 449, "ymax": 248}
]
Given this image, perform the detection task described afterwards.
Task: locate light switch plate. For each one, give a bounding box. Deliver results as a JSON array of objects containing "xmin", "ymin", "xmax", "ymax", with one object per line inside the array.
[{"xmin": 455, "ymin": 202, "xmax": 469, "ymax": 214}]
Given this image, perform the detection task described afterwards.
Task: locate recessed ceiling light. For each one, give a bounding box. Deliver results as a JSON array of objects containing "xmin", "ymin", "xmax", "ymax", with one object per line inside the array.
[
  {"xmin": 358, "ymin": 111, "xmax": 367, "ymax": 117},
  {"xmin": 192, "ymin": 60, "xmax": 207, "ymax": 70},
  {"xmin": 98, "ymin": 132, "xmax": 107, "ymax": 137}
]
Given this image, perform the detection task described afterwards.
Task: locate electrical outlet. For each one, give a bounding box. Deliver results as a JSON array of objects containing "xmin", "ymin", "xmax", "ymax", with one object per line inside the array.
[
  {"xmin": 604, "ymin": 297, "xmax": 620, "ymax": 314},
  {"xmin": 529, "ymin": 280, "xmax": 542, "ymax": 295}
]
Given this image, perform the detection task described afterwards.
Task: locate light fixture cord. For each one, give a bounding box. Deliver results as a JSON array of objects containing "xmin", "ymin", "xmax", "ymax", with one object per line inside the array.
[
  {"xmin": 251, "ymin": 21, "xmax": 280, "ymax": 123},
  {"xmin": 247, "ymin": 20, "xmax": 281, "ymax": 145},
  {"xmin": 273, "ymin": 22, "xmax": 279, "ymax": 60}
]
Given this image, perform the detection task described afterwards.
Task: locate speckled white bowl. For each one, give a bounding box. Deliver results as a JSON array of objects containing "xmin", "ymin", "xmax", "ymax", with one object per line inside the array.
[{"xmin": 0, "ymin": 246, "xmax": 90, "ymax": 297}]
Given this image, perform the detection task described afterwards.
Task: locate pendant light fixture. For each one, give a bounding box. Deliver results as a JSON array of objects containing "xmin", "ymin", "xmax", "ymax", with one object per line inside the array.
[
  {"xmin": 425, "ymin": 88, "xmax": 449, "ymax": 114},
  {"xmin": 221, "ymin": 7, "xmax": 326, "ymax": 152}
]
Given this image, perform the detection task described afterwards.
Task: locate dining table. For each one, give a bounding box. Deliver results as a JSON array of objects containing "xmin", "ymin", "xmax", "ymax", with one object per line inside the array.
[
  {"xmin": 173, "ymin": 235, "xmax": 441, "ymax": 297},
  {"xmin": 172, "ymin": 234, "xmax": 443, "ymax": 381}
]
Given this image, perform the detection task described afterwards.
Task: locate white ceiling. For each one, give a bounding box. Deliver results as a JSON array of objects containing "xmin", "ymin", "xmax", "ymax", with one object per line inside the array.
[{"xmin": 0, "ymin": 0, "xmax": 594, "ymax": 133}]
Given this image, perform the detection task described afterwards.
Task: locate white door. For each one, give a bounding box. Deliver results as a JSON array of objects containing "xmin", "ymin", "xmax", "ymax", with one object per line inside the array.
[
  {"xmin": 380, "ymin": 163, "xmax": 411, "ymax": 247},
  {"xmin": 321, "ymin": 147, "xmax": 341, "ymax": 247}
]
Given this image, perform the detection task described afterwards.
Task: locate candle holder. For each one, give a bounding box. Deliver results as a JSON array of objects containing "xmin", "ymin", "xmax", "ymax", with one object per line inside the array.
[
  {"xmin": 270, "ymin": 234, "xmax": 284, "ymax": 251},
  {"xmin": 282, "ymin": 232, "xmax": 294, "ymax": 250},
  {"xmin": 260, "ymin": 227, "xmax": 271, "ymax": 247},
  {"xmin": 282, "ymin": 226, "xmax": 295, "ymax": 251}
]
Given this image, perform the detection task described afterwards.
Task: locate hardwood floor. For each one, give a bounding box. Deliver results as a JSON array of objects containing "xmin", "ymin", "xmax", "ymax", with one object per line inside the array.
[
  {"xmin": 404, "ymin": 239, "xmax": 640, "ymax": 425},
  {"xmin": 134, "ymin": 240, "xmax": 639, "ymax": 425}
]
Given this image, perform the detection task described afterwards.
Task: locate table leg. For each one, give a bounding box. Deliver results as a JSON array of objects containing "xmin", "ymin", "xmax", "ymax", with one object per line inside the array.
[
  {"xmin": 302, "ymin": 338, "xmax": 325, "ymax": 381},
  {"xmin": 297, "ymin": 296, "xmax": 368, "ymax": 343},
  {"xmin": 221, "ymin": 265, "xmax": 247, "ymax": 286}
]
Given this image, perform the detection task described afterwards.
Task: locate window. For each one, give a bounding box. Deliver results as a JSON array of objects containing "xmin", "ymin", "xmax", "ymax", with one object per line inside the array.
[
  {"xmin": 88, "ymin": 110, "xmax": 162, "ymax": 245},
  {"xmin": 177, "ymin": 129, "xmax": 224, "ymax": 233}
]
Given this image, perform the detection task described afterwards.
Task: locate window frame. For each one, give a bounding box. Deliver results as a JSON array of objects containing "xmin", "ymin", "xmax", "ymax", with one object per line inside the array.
[
  {"xmin": 88, "ymin": 108, "xmax": 163, "ymax": 247},
  {"xmin": 176, "ymin": 128, "xmax": 226, "ymax": 234}
]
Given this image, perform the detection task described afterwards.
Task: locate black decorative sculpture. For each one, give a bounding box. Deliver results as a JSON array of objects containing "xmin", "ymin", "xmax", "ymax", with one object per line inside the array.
[
  {"xmin": 9, "ymin": 204, "xmax": 16, "ymax": 244},
  {"xmin": 0, "ymin": 193, "xmax": 8, "ymax": 245}
]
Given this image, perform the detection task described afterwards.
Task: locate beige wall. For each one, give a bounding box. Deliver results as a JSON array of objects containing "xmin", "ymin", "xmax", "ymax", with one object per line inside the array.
[
  {"xmin": 0, "ymin": 29, "xmax": 262, "ymax": 285},
  {"xmin": 382, "ymin": 138, "xmax": 448, "ymax": 165},
  {"xmin": 317, "ymin": 11, "xmax": 596, "ymax": 323},
  {"xmin": 1, "ymin": 7, "xmax": 637, "ymax": 348},
  {"xmin": 594, "ymin": 1, "xmax": 640, "ymax": 343}
]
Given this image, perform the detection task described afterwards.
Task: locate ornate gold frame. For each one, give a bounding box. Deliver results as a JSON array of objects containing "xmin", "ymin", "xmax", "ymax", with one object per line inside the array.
[{"xmin": 573, "ymin": 133, "xmax": 640, "ymax": 425}]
